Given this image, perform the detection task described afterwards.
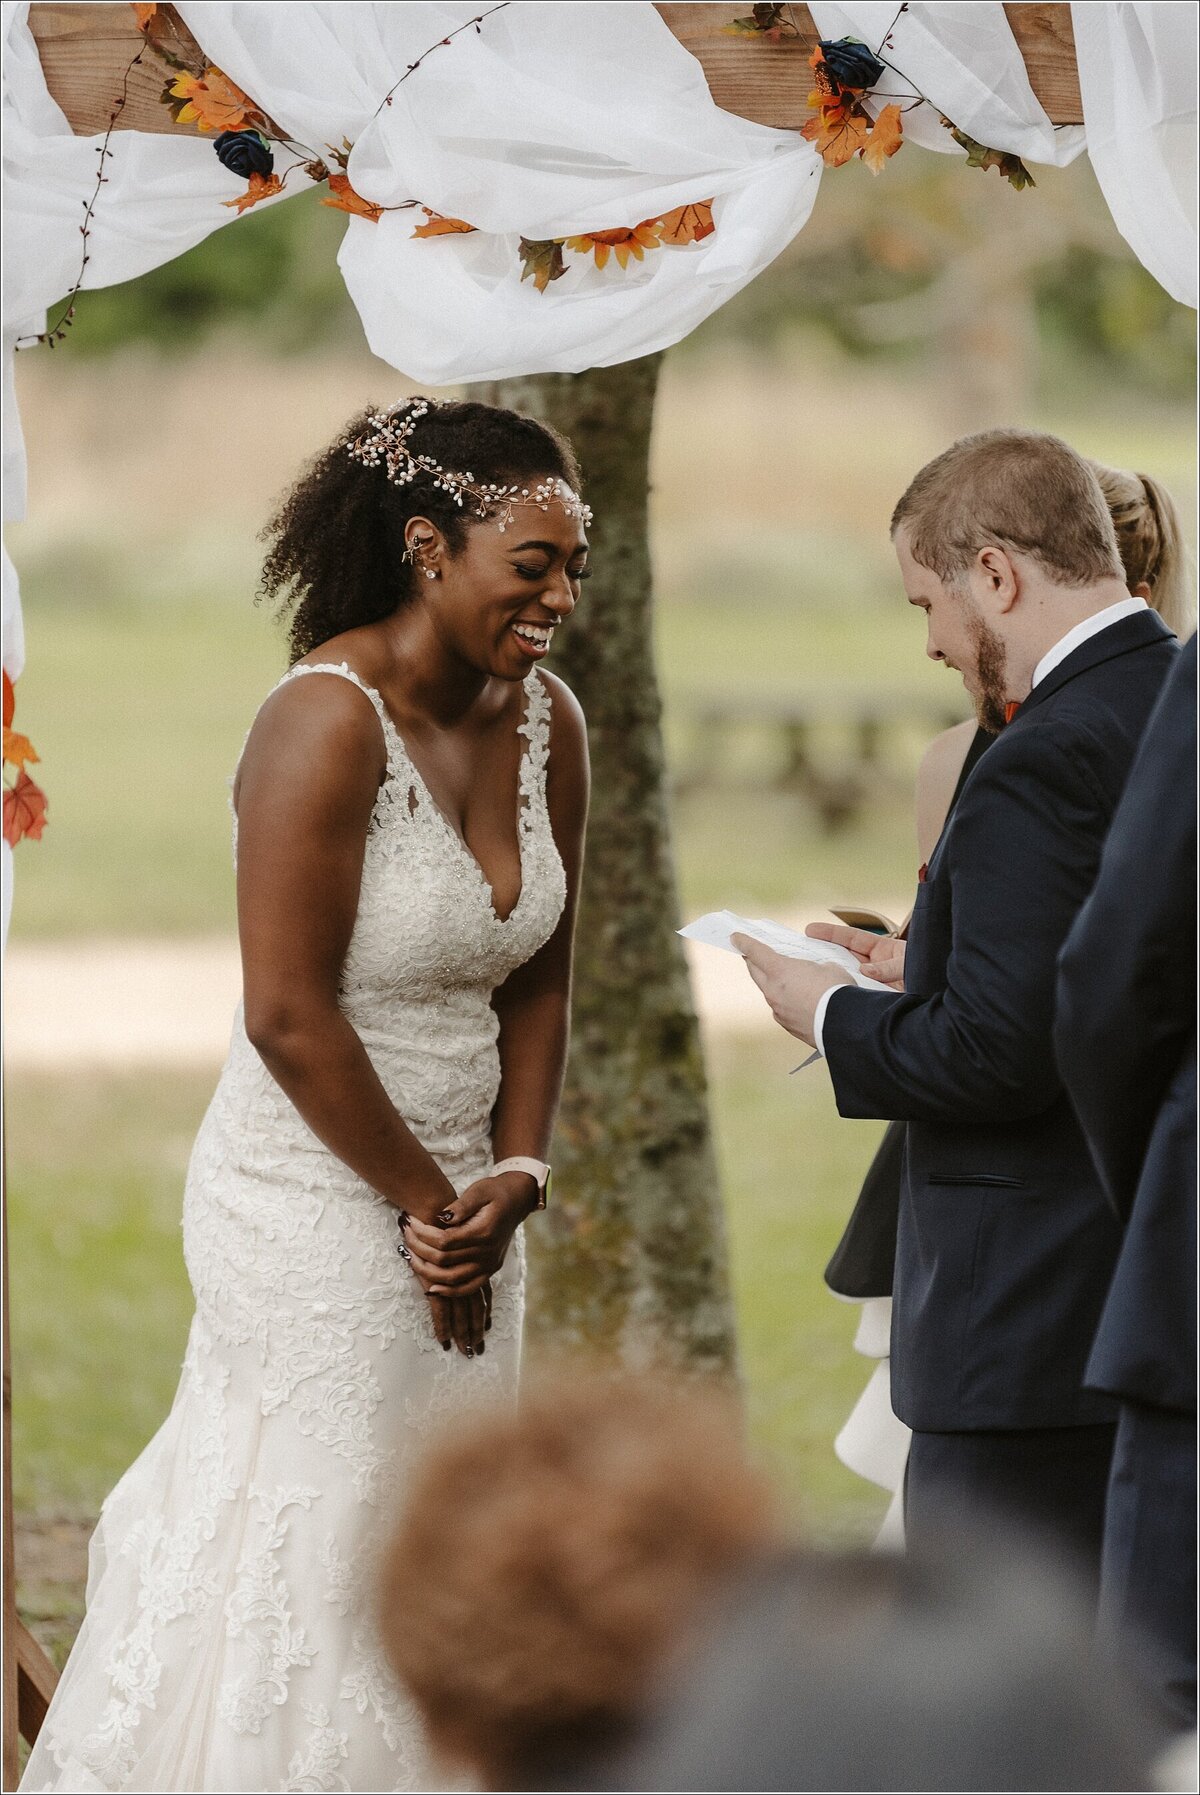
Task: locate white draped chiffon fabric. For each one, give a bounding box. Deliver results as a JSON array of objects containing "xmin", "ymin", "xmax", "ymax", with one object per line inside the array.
[
  {"xmin": 833, "ymin": 1297, "xmax": 910, "ymax": 1551},
  {"xmin": 1071, "ymin": 1, "xmax": 1199, "ymax": 310},
  {"xmin": 19, "ymin": 664, "xmax": 566, "ymax": 1793},
  {"xmin": 809, "ymin": 0, "xmax": 1086, "ymax": 164}
]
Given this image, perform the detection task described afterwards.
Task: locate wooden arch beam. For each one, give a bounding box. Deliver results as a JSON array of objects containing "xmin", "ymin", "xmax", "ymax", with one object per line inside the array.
[{"xmin": 27, "ymin": 2, "xmax": 1082, "ymax": 136}]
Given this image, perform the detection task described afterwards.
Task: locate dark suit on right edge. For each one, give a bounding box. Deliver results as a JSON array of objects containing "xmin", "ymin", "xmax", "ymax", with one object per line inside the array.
[
  {"xmin": 1055, "ymin": 634, "xmax": 1197, "ymax": 1730},
  {"xmin": 821, "ymin": 609, "xmax": 1179, "ymax": 1572}
]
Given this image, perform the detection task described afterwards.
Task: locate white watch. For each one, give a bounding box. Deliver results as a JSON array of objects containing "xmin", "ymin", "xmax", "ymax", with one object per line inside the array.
[{"xmin": 492, "ymin": 1156, "xmax": 551, "ymax": 1210}]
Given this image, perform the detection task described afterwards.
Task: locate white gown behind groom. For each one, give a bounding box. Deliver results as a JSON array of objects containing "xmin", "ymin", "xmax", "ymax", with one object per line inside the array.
[{"xmin": 23, "ymin": 662, "xmax": 566, "ymax": 1793}]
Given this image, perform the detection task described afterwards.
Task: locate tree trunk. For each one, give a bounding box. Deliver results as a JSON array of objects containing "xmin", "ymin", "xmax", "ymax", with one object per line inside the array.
[{"xmin": 473, "ymin": 356, "xmax": 737, "ymax": 1377}]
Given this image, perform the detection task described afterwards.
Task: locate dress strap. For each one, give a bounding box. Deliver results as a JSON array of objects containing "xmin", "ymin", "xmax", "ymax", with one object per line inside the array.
[{"xmin": 517, "ymin": 671, "xmax": 552, "ymax": 817}]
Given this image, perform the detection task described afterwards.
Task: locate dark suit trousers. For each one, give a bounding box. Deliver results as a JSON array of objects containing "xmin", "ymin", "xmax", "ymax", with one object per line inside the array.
[
  {"xmin": 906, "ymin": 1424, "xmax": 1116, "ymax": 1587},
  {"xmin": 1099, "ymin": 1399, "xmax": 1197, "ymax": 1732}
]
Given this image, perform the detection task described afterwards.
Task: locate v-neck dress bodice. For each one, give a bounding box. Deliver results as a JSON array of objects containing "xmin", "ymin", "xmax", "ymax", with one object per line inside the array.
[{"xmin": 22, "ymin": 665, "xmax": 566, "ymax": 1794}]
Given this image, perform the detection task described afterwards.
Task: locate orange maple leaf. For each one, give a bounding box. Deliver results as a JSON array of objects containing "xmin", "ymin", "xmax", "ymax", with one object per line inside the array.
[
  {"xmin": 2, "ymin": 670, "xmax": 14, "ymax": 731},
  {"xmin": 131, "ymin": 2, "xmax": 157, "ymax": 26},
  {"xmin": 3, "ymin": 728, "xmax": 39, "ymax": 771},
  {"xmin": 3, "ymin": 770, "xmax": 48, "ymax": 845},
  {"xmin": 322, "ymin": 172, "xmax": 384, "ymax": 223},
  {"xmin": 861, "ymin": 104, "xmax": 904, "ymax": 174},
  {"xmin": 412, "ymin": 208, "xmax": 477, "ymax": 237},
  {"xmin": 657, "ymin": 200, "xmax": 715, "ymax": 247},
  {"xmin": 565, "ymin": 220, "xmax": 663, "ymax": 271},
  {"xmin": 168, "ymin": 67, "xmax": 256, "ymax": 133},
  {"xmin": 802, "ymin": 103, "xmax": 870, "ymax": 167},
  {"xmin": 222, "ymin": 171, "xmax": 284, "ymax": 215}
]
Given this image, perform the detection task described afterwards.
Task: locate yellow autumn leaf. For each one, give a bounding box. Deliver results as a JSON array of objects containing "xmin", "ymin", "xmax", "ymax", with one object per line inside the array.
[
  {"xmin": 565, "ymin": 220, "xmax": 663, "ymax": 271},
  {"xmin": 3, "ymin": 728, "xmax": 39, "ymax": 771},
  {"xmin": 169, "ymin": 67, "xmax": 256, "ymax": 134}
]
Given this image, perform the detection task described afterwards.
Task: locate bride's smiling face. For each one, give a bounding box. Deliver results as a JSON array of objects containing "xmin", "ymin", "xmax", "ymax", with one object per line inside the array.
[{"xmin": 405, "ymin": 498, "xmax": 589, "ymax": 679}]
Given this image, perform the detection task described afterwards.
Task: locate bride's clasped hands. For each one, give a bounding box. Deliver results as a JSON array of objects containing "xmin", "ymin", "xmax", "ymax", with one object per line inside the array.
[{"xmin": 400, "ymin": 1166, "xmax": 543, "ymax": 1356}]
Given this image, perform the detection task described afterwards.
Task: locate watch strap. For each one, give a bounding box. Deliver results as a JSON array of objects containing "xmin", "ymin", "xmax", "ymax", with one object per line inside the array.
[{"xmin": 492, "ymin": 1156, "xmax": 550, "ymax": 1210}]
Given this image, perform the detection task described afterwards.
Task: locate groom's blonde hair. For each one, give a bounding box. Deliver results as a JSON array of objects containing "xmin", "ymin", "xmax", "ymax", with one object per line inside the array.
[{"xmin": 892, "ymin": 429, "xmax": 1124, "ymax": 589}]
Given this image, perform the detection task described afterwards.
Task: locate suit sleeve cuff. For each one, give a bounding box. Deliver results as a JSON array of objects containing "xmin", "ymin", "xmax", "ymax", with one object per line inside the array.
[{"xmin": 813, "ymin": 981, "xmax": 888, "ymax": 1059}]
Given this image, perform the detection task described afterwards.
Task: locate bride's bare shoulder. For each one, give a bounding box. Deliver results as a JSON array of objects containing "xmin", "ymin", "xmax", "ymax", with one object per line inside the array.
[{"xmin": 235, "ymin": 663, "xmax": 387, "ymax": 818}]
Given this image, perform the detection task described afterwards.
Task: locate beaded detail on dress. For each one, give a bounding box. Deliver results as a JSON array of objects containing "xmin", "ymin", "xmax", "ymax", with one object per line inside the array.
[{"xmin": 22, "ymin": 666, "xmax": 565, "ymax": 1794}]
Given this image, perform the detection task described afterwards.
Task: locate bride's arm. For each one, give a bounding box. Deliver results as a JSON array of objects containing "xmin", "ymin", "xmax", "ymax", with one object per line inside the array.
[
  {"xmin": 234, "ymin": 675, "xmax": 459, "ymax": 1230},
  {"xmin": 402, "ymin": 676, "xmax": 589, "ymax": 1297}
]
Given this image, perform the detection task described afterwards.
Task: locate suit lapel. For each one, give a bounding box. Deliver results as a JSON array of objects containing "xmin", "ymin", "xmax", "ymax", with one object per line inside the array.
[{"xmin": 1015, "ymin": 610, "xmax": 1175, "ymax": 722}]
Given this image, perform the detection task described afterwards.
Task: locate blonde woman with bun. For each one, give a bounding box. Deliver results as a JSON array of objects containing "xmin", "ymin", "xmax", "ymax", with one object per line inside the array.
[{"xmin": 827, "ymin": 462, "xmax": 1194, "ymax": 1548}]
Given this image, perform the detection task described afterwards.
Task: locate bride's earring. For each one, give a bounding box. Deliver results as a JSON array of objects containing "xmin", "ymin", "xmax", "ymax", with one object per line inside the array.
[{"xmin": 403, "ymin": 537, "xmax": 438, "ymax": 581}]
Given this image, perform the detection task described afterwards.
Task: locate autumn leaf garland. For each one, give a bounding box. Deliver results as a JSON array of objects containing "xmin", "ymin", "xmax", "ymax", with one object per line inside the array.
[
  {"xmin": 127, "ymin": 4, "xmax": 720, "ymax": 289},
  {"xmin": 3, "ymin": 672, "xmax": 48, "ymax": 848},
  {"xmin": 726, "ymin": 21, "xmax": 1036, "ymax": 191}
]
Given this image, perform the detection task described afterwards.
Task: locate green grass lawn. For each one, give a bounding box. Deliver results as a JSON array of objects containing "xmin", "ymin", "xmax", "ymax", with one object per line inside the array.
[{"xmin": 6, "ymin": 1038, "xmax": 889, "ymax": 1661}]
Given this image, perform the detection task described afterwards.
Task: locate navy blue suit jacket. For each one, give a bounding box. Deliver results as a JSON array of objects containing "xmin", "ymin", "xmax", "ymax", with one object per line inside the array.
[
  {"xmin": 823, "ymin": 609, "xmax": 1178, "ymax": 1431},
  {"xmin": 1056, "ymin": 634, "xmax": 1197, "ymax": 1416}
]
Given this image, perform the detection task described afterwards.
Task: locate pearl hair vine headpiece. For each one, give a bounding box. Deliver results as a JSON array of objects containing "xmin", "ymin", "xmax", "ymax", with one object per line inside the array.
[{"xmin": 344, "ymin": 397, "xmax": 593, "ymax": 533}]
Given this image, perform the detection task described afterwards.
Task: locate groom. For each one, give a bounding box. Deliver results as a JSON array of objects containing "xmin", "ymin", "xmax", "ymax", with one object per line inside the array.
[{"xmin": 737, "ymin": 430, "xmax": 1178, "ymax": 1572}]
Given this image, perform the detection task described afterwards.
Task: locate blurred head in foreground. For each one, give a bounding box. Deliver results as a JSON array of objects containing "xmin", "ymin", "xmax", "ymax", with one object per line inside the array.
[
  {"xmin": 378, "ymin": 1375, "xmax": 777, "ymax": 1791},
  {"xmin": 603, "ymin": 1527, "xmax": 1165, "ymax": 1793},
  {"xmin": 1091, "ymin": 458, "xmax": 1195, "ymax": 639}
]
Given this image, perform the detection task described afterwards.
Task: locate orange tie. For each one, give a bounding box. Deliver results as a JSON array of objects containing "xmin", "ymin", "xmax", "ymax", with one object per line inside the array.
[{"xmin": 1004, "ymin": 700, "xmax": 1021, "ymax": 725}]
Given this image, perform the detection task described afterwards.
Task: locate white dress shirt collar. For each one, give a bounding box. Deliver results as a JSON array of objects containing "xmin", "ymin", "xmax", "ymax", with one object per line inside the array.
[{"xmin": 1031, "ymin": 597, "xmax": 1149, "ymax": 691}]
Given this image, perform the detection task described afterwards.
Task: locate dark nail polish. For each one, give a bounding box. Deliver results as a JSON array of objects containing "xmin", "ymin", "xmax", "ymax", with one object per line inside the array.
[
  {"xmin": 466, "ymin": 1346, "xmax": 474, "ymax": 1358},
  {"xmin": 476, "ymin": 1342, "xmax": 485, "ymax": 1355},
  {"xmin": 438, "ymin": 1209, "xmax": 454, "ymax": 1225}
]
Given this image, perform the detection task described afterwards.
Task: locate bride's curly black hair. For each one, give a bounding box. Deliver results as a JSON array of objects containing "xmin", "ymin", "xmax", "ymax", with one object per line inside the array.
[{"xmin": 259, "ymin": 398, "xmax": 583, "ymax": 663}]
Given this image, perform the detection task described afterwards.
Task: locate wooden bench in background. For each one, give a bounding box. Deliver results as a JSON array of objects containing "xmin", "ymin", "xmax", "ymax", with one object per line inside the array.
[{"xmin": 672, "ymin": 691, "xmax": 968, "ymax": 830}]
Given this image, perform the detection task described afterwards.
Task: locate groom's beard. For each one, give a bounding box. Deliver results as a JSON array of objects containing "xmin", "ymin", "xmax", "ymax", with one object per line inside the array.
[{"xmin": 967, "ymin": 610, "xmax": 1011, "ymax": 736}]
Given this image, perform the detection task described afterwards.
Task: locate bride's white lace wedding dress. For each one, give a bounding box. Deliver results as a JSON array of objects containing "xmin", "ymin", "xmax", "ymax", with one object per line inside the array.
[{"xmin": 22, "ymin": 663, "xmax": 566, "ymax": 1794}]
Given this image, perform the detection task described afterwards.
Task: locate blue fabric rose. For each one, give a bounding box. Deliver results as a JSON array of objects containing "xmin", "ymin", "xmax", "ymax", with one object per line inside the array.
[
  {"xmin": 818, "ymin": 38, "xmax": 886, "ymax": 92},
  {"xmin": 213, "ymin": 130, "xmax": 275, "ymax": 179}
]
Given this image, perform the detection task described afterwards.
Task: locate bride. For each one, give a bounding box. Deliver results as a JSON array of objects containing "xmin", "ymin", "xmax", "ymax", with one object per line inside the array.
[{"xmin": 22, "ymin": 398, "xmax": 592, "ymax": 1793}]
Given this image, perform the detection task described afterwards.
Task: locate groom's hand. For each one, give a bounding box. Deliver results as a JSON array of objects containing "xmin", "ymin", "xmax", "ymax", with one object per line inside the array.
[
  {"xmin": 806, "ymin": 921, "xmax": 906, "ymax": 991},
  {"xmin": 732, "ymin": 934, "xmax": 853, "ymax": 1045}
]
